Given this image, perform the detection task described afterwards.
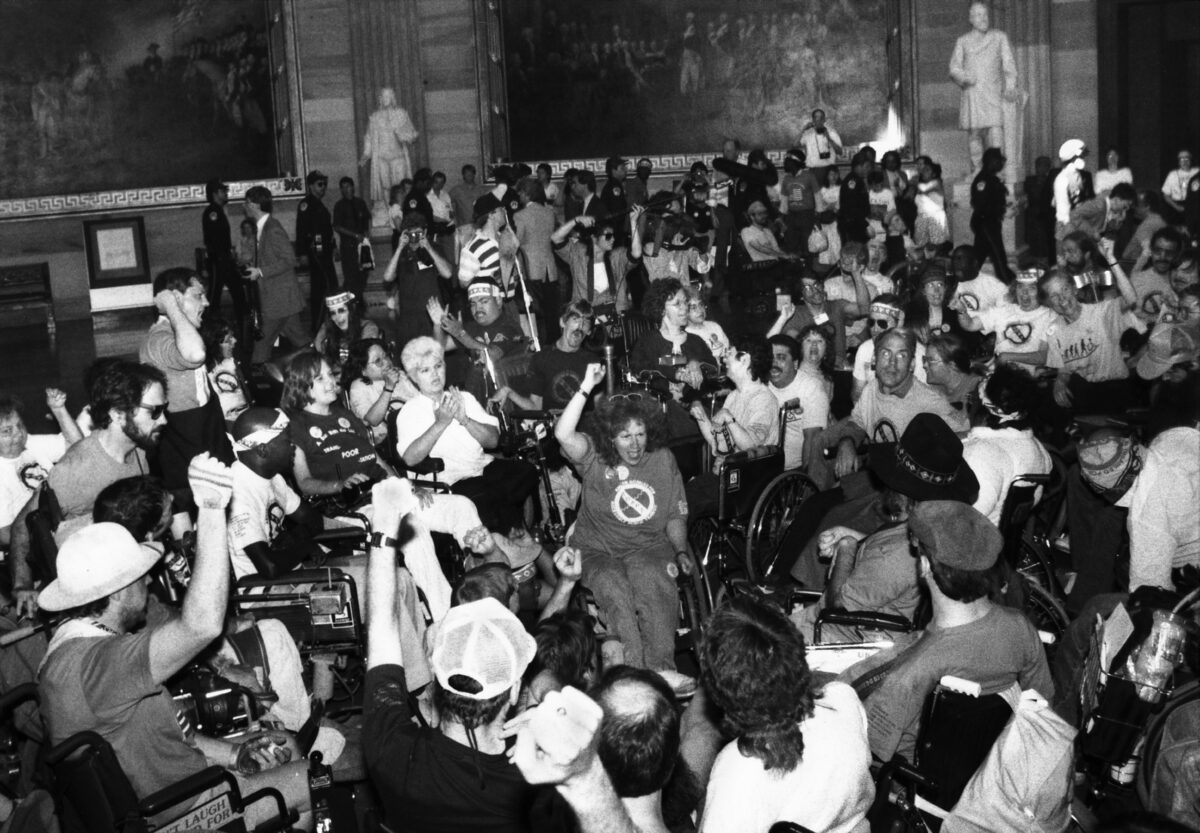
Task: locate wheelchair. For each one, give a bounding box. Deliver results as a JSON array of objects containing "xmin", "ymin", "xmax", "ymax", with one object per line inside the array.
[
  {"xmin": 869, "ymin": 677, "xmax": 1017, "ymax": 832},
  {"xmin": 46, "ymin": 730, "xmax": 297, "ymax": 833}
]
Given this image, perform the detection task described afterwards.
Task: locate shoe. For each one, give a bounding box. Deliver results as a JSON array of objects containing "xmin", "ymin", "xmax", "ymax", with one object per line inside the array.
[{"xmin": 655, "ymin": 669, "xmax": 697, "ymax": 698}]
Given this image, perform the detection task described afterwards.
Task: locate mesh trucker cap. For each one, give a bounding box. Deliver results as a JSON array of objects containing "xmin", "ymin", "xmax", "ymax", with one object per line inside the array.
[{"xmin": 429, "ymin": 598, "xmax": 537, "ymax": 700}]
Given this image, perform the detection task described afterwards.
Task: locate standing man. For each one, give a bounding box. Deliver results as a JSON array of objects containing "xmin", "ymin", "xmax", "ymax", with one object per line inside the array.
[
  {"xmin": 838, "ymin": 151, "xmax": 872, "ymax": 245},
  {"xmin": 449, "ymin": 165, "xmax": 490, "ymax": 264},
  {"xmin": 244, "ymin": 186, "xmax": 308, "ymax": 365},
  {"xmin": 1053, "ymin": 140, "xmax": 1089, "ymax": 242},
  {"xmin": 799, "ymin": 109, "xmax": 843, "ymax": 183},
  {"xmin": 948, "ymin": 1, "xmax": 1017, "ymax": 176},
  {"xmin": 626, "ymin": 158, "xmax": 652, "ymax": 208},
  {"xmin": 600, "ymin": 156, "xmax": 630, "ymax": 243},
  {"xmin": 970, "ymin": 147, "xmax": 1013, "ymax": 282},
  {"xmin": 295, "ymin": 170, "xmax": 336, "ymax": 332},
  {"xmin": 201, "ymin": 179, "xmax": 248, "ymax": 352},
  {"xmin": 333, "ymin": 176, "xmax": 373, "ymax": 303},
  {"xmin": 458, "ymin": 193, "xmax": 507, "ymax": 288},
  {"xmin": 140, "ymin": 267, "xmax": 234, "ymax": 521}
]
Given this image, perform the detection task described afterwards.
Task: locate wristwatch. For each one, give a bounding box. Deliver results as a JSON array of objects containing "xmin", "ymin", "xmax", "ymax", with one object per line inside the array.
[{"xmin": 370, "ymin": 531, "xmax": 400, "ymax": 549}]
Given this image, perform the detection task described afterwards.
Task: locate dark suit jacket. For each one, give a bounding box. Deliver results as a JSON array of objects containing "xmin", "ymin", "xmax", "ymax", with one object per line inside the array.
[{"xmin": 257, "ymin": 215, "xmax": 304, "ymax": 319}]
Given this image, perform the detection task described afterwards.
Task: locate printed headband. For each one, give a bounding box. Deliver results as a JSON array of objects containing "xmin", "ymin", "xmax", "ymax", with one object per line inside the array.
[
  {"xmin": 232, "ymin": 410, "xmax": 289, "ymax": 452},
  {"xmin": 1015, "ymin": 268, "xmax": 1042, "ymax": 285},
  {"xmin": 325, "ymin": 292, "xmax": 355, "ymax": 310},
  {"xmin": 870, "ymin": 302, "xmax": 902, "ymax": 319},
  {"xmin": 467, "ymin": 281, "xmax": 501, "ymax": 300}
]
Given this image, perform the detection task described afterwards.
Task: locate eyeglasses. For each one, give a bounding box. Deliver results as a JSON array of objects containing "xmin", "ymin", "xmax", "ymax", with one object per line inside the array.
[
  {"xmin": 138, "ymin": 402, "xmax": 167, "ymax": 419},
  {"xmin": 600, "ymin": 232, "xmax": 615, "ymax": 240},
  {"xmin": 869, "ymin": 318, "xmax": 892, "ymax": 328}
]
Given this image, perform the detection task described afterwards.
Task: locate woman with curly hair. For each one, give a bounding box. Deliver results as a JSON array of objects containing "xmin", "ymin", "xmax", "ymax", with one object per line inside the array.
[
  {"xmin": 554, "ymin": 361, "xmax": 692, "ymax": 683},
  {"xmin": 312, "ymin": 291, "xmax": 381, "ymax": 371},
  {"xmin": 696, "ymin": 595, "xmax": 873, "ymax": 833}
]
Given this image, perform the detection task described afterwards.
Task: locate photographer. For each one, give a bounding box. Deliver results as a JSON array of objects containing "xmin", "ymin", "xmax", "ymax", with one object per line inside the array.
[
  {"xmin": 382, "ymin": 212, "xmax": 452, "ymax": 347},
  {"xmin": 799, "ymin": 109, "xmax": 843, "ymax": 183}
]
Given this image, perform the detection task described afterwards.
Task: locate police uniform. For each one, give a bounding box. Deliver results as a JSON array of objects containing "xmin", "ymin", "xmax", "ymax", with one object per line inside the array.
[
  {"xmin": 970, "ymin": 168, "xmax": 1012, "ymax": 282},
  {"xmin": 600, "ymin": 177, "xmax": 629, "ymax": 242},
  {"xmin": 334, "ymin": 194, "xmax": 372, "ymax": 301},
  {"xmin": 837, "ymin": 173, "xmax": 870, "ymax": 244},
  {"xmin": 201, "ymin": 200, "xmax": 248, "ymax": 337},
  {"xmin": 295, "ymin": 190, "xmax": 336, "ymax": 331}
]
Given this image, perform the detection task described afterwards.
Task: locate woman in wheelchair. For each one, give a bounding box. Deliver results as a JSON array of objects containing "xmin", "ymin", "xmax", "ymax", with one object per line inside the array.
[
  {"xmin": 686, "ymin": 334, "xmax": 780, "ymax": 518},
  {"xmin": 554, "ymin": 363, "xmax": 693, "ymax": 676},
  {"xmin": 341, "ymin": 338, "xmax": 417, "ymax": 448}
]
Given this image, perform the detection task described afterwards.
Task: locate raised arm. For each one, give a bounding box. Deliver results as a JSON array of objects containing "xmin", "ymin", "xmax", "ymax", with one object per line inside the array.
[
  {"xmin": 149, "ymin": 455, "xmax": 233, "ymax": 684},
  {"xmin": 45, "ymin": 388, "xmax": 83, "ymax": 446},
  {"xmin": 366, "ymin": 478, "xmax": 411, "ymax": 669},
  {"xmin": 155, "ymin": 289, "xmax": 206, "ymax": 365},
  {"xmin": 555, "ymin": 363, "xmax": 605, "ymax": 460}
]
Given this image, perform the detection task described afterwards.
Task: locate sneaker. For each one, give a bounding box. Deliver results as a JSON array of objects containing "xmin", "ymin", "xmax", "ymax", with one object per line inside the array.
[{"xmin": 655, "ymin": 669, "xmax": 698, "ymax": 698}]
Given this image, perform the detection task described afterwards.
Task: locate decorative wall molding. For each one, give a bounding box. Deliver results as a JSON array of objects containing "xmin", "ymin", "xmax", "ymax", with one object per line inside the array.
[{"xmin": 0, "ymin": 178, "xmax": 305, "ymax": 221}]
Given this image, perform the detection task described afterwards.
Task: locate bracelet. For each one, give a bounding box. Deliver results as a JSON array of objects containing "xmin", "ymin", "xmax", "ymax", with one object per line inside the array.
[
  {"xmin": 576, "ymin": 388, "xmax": 591, "ymax": 398},
  {"xmin": 384, "ymin": 386, "xmax": 395, "ymax": 393},
  {"xmin": 370, "ymin": 531, "xmax": 400, "ymax": 549}
]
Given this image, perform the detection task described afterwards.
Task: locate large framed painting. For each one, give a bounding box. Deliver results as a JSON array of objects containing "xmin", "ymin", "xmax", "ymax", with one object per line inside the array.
[
  {"xmin": 479, "ymin": 0, "xmax": 916, "ymax": 175},
  {"xmin": 0, "ymin": 0, "xmax": 305, "ymax": 219}
]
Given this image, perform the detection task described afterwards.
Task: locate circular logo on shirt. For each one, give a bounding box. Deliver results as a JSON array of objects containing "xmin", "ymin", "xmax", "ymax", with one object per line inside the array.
[
  {"xmin": 613, "ymin": 187, "xmax": 623, "ymax": 197},
  {"xmin": 872, "ymin": 419, "xmax": 899, "ymax": 444},
  {"xmin": 299, "ymin": 202, "xmax": 308, "ymax": 211},
  {"xmin": 1192, "ymin": 179, "xmax": 1200, "ymax": 193},
  {"xmin": 214, "ymin": 370, "xmax": 240, "ymax": 393},
  {"xmin": 1142, "ymin": 292, "xmax": 1165, "ymax": 316},
  {"xmin": 666, "ymin": 561, "xmax": 679, "ymax": 579},
  {"xmin": 550, "ymin": 370, "xmax": 583, "ymax": 405},
  {"xmin": 338, "ymin": 417, "xmax": 351, "ymax": 429},
  {"xmin": 1003, "ymin": 321, "xmax": 1033, "ymax": 345},
  {"xmin": 208, "ymin": 210, "xmax": 218, "ymax": 221},
  {"xmin": 614, "ymin": 465, "xmax": 630, "ymax": 481},
  {"xmin": 976, "ymin": 182, "xmax": 986, "ymax": 192},
  {"xmin": 847, "ymin": 180, "xmax": 856, "ymax": 189},
  {"xmin": 309, "ymin": 426, "xmax": 324, "ymax": 440},
  {"xmin": 19, "ymin": 462, "xmax": 48, "ymax": 491},
  {"xmin": 610, "ymin": 480, "xmax": 657, "ymax": 525},
  {"xmin": 958, "ymin": 292, "xmax": 980, "ymax": 312}
]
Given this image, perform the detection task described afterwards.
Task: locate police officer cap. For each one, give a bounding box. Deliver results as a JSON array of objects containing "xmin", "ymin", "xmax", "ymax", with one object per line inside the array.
[{"xmin": 306, "ymin": 170, "xmax": 328, "ymax": 185}]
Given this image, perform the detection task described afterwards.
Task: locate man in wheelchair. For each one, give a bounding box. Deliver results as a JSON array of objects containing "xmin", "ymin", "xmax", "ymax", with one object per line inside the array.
[
  {"xmin": 37, "ymin": 455, "xmax": 315, "ymax": 830},
  {"xmin": 851, "ymin": 500, "xmax": 1053, "ymax": 764}
]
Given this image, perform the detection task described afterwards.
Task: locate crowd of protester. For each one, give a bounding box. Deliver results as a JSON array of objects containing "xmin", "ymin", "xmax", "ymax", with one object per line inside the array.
[{"xmin": 0, "ymin": 123, "xmax": 1197, "ymax": 833}]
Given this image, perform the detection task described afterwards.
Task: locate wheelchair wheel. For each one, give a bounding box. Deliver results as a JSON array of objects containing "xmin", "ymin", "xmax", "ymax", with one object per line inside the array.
[
  {"xmin": 676, "ymin": 561, "xmax": 711, "ymax": 674},
  {"xmin": 1016, "ymin": 531, "xmax": 1063, "ymax": 599},
  {"xmin": 1022, "ymin": 577, "xmax": 1070, "ymax": 652},
  {"xmin": 744, "ymin": 471, "xmax": 818, "ymax": 582}
]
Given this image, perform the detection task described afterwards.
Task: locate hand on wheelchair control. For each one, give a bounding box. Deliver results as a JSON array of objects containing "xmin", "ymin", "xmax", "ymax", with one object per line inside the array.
[
  {"xmin": 188, "ymin": 453, "xmax": 234, "ymax": 510},
  {"xmin": 675, "ymin": 550, "xmax": 696, "ymax": 576},
  {"xmin": 233, "ymin": 731, "xmax": 294, "ymax": 775}
]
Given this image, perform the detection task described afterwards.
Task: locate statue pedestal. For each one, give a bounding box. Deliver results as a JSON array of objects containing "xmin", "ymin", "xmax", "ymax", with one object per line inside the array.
[{"xmin": 948, "ymin": 178, "xmax": 1026, "ymax": 272}]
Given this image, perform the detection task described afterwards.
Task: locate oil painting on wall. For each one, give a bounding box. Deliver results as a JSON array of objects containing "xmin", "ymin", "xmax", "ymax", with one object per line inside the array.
[
  {"xmin": 0, "ymin": 0, "xmax": 279, "ymax": 202},
  {"xmin": 501, "ymin": 0, "xmax": 896, "ymax": 163}
]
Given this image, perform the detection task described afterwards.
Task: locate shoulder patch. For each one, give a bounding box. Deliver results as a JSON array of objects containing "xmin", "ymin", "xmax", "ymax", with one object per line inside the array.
[
  {"xmin": 299, "ymin": 202, "xmax": 308, "ymax": 211},
  {"xmin": 976, "ymin": 181, "xmax": 986, "ymax": 191},
  {"xmin": 207, "ymin": 210, "xmax": 218, "ymax": 221},
  {"xmin": 847, "ymin": 180, "xmax": 856, "ymax": 189},
  {"xmin": 613, "ymin": 187, "xmax": 622, "ymax": 196}
]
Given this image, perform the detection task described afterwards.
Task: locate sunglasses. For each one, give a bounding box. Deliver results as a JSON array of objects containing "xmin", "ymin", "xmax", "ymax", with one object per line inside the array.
[
  {"xmin": 869, "ymin": 318, "xmax": 893, "ymax": 328},
  {"xmin": 600, "ymin": 232, "xmax": 615, "ymax": 240},
  {"xmin": 138, "ymin": 402, "xmax": 167, "ymax": 419}
]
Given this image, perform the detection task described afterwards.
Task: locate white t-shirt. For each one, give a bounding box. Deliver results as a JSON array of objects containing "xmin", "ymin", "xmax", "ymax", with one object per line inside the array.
[
  {"xmin": 953, "ymin": 273, "xmax": 1008, "ymax": 315},
  {"xmin": 741, "ymin": 225, "xmax": 782, "ymax": 262},
  {"xmin": 227, "ymin": 460, "xmax": 302, "ymax": 579},
  {"xmin": 394, "ymin": 392, "xmax": 498, "ymax": 484},
  {"xmin": 771, "ymin": 373, "xmax": 829, "ymax": 470},
  {"xmin": 1094, "ymin": 168, "xmax": 1133, "ymax": 195},
  {"xmin": 851, "ymin": 376, "xmax": 969, "ymax": 443},
  {"xmin": 962, "ymin": 426, "xmax": 1052, "ymax": 526},
  {"xmin": 1045, "ymin": 298, "xmax": 1138, "ymax": 381},
  {"xmin": 1162, "ymin": 168, "xmax": 1194, "ymax": 203},
  {"xmin": 687, "ymin": 320, "xmax": 730, "ymax": 356},
  {"xmin": 699, "ymin": 682, "xmax": 873, "ymax": 833},
  {"xmin": 1129, "ymin": 267, "xmax": 1175, "ymax": 325},
  {"xmin": 975, "ymin": 303, "xmax": 1057, "ymax": 356},
  {"xmin": 0, "ymin": 434, "xmax": 66, "ymax": 529}
]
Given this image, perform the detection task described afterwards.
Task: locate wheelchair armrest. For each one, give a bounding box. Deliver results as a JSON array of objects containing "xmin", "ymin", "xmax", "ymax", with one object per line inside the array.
[
  {"xmin": 815, "ymin": 608, "xmax": 913, "ymax": 643},
  {"xmin": 139, "ymin": 765, "xmax": 236, "ymax": 817},
  {"xmin": 0, "ymin": 682, "xmax": 39, "ymax": 718},
  {"xmin": 311, "ymin": 527, "xmax": 368, "ymax": 545},
  {"xmin": 1014, "ymin": 472, "xmax": 1051, "ymax": 486},
  {"xmin": 877, "ymin": 756, "xmax": 937, "ymax": 797},
  {"xmin": 401, "ymin": 456, "xmax": 445, "ymax": 475}
]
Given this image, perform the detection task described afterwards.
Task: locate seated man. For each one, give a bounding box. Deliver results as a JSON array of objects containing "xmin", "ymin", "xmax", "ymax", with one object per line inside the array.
[
  {"xmin": 431, "ymin": 279, "xmax": 526, "ymax": 398},
  {"xmin": 363, "ymin": 478, "xmax": 541, "ymax": 831},
  {"xmin": 849, "ymin": 501, "xmax": 1054, "ymax": 764},
  {"xmin": 849, "ymin": 295, "xmax": 927, "ymax": 402},
  {"xmin": 493, "ymin": 300, "xmax": 600, "ymax": 411},
  {"xmin": 0, "ymin": 389, "xmax": 82, "ymax": 551},
  {"xmin": 698, "ymin": 596, "xmax": 874, "ymax": 833},
  {"xmin": 396, "ymin": 336, "xmax": 538, "ymax": 535},
  {"xmin": 8, "ymin": 361, "xmax": 168, "ymax": 619},
  {"xmin": 767, "ymin": 334, "xmax": 828, "ymax": 471},
  {"xmin": 794, "ymin": 413, "xmax": 979, "ymax": 633},
  {"xmin": 37, "ymin": 455, "xmax": 314, "ymax": 830}
]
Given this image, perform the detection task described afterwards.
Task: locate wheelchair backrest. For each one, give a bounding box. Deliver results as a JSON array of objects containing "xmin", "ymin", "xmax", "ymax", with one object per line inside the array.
[
  {"xmin": 47, "ymin": 731, "xmax": 143, "ymax": 833},
  {"xmin": 24, "ymin": 485, "xmax": 63, "ymax": 583},
  {"xmin": 718, "ymin": 446, "xmax": 784, "ymax": 524},
  {"xmin": 914, "ymin": 683, "xmax": 1013, "ymax": 810}
]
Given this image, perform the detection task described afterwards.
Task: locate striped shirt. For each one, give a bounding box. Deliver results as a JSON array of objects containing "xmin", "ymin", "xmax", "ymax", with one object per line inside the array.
[{"xmin": 458, "ymin": 232, "xmax": 500, "ymax": 285}]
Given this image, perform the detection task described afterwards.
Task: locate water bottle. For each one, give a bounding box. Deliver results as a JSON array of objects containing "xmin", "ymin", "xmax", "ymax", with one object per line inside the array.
[
  {"xmin": 602, "ymin": 344, "xmax": 616, "ymax": 396},
  {"xmin": 1124, "ymin": 609, "xmax": 1187, "ymax": 703}
]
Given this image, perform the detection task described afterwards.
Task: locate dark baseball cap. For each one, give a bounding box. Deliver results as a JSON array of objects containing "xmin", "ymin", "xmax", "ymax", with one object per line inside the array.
[
  {"xmin": 472, "ymin": 192, "xmax": 504, "ymax": 220},
  {"xmin": 606, "ymin": 156, "xmax": 629, "ymax": 170},
  {"xmin": 306, "ymin": 170, "xmax": 328, "ymax": 185}
]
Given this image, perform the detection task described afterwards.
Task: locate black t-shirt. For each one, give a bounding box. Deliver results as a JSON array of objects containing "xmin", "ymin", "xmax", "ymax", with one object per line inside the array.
[
  {"xmin": 524, "ymin": 347, "xmax": 598, "ymax": 408},
  {"xmin": 287, "ymin": 406, "xmax": 381, "ymax": 483},
  {"xmin": 363, "ymin": 664, "xmax": 537, "ymax": 833},
  {"xmin": 464, "ymin": 310, "xmax": 527, "ymax": 357}
]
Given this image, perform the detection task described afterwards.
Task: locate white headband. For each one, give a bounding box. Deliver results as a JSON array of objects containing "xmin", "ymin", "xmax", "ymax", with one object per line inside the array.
[
  {"xmin": 325, "ymin": 292, "xmax": 354, "ymax": 310},
  {"xmin": 232, "ymin": 411, "xmax": 289, "ymax": 452}
]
